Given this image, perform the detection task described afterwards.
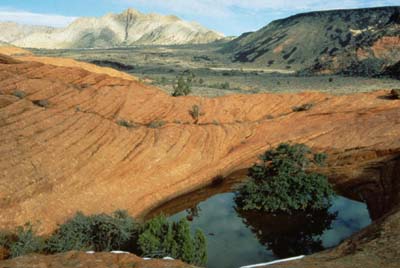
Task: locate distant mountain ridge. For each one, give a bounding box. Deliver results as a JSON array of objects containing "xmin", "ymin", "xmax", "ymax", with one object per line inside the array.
[
  {"xmin": 225, "ymin": 6, "xmax": 400, "ymax": 76},
  {"xmin": 0, "ymin": 8, "xmax": 224, "ymax": 48}
]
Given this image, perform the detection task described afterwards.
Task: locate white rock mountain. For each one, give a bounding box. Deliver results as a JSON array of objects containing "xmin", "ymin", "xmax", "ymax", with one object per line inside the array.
[{"xmin": 0, "ymin": 8, "xmax": 224, "ymax": 48}]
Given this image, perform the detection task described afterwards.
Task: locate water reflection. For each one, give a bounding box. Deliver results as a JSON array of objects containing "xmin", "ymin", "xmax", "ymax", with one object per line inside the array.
[
  {"xmin": 235, "ymin": 207, "xmax": 338, "ymax": 258},
  {"xmin": 145, "ymin": 177, "xmax": 372, "ymax": 268}
]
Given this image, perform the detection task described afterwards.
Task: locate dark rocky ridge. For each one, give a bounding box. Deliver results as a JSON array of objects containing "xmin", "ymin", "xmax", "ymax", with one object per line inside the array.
[{"xmin": 225, "ymin": 6, "xmax": 400, "ymax": 77}]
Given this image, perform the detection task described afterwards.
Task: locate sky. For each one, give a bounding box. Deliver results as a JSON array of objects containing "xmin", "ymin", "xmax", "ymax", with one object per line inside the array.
[{"xmin": 0, "ymin": 0, "xmax": 399, "ymax": 36}]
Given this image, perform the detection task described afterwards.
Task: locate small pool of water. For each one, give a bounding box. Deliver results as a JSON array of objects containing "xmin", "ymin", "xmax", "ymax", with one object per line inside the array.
[{"xmin": 148, "ymin": 179, "xmax": 372, "ymax": 268}]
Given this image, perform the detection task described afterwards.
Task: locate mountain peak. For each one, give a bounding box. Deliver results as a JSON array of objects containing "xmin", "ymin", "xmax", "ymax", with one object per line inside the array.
[
  {"xmin": 121, "ymin": 8, "xmax": 142, "ymax": 17},
  {"xmin": 0, "ymin": 8, "xmax": 224, "ymax": 48}
]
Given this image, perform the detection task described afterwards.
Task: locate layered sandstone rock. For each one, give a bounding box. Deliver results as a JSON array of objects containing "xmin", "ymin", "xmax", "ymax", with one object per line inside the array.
[{"xmin": 0, "ymin": 53, "xmax": 399, "ymax": 236}]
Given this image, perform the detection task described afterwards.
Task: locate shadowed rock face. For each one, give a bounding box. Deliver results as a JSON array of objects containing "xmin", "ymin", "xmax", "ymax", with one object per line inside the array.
[
  {"xmin": 225, "ymin": 6, "xmax": 400, "ymax": 76},
  {"xmin": 0, "ymin": 53, "xmax": 400, "ymax": 235}
]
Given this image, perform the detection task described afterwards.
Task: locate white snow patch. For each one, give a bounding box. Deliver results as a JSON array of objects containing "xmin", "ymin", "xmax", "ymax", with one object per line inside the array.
[
  {"xmin": 110, "ymin": 250, "xmax": 129, "ymax": 254},
  {"xmin": 163, "ymin": 256, "xmax": 175, "ymax": 260},
  {"xmin": 240, "ymin": 255, "xmax": 305, "ymax": 268}
]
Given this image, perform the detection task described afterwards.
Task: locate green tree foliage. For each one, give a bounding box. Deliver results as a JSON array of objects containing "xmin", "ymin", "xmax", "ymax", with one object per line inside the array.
[
  {"xmin": 235, "ymin": 143, "xmax": 335, "ymax": 213},
  {"xmin": 235, "ymin": 207, "xmax": 337, "ymax": 258},
  {"xmin": 193, "ymin": 229, "xmax": 207, "ymax": 266},
  {"xmin": 9, "ymin": 223, "xmax": 44, "ymax": 258},
  {"xmin": 46, "ymin": 210, "xmax": 136, "ymax": 253},
  {"xmin": 1, "ymin": 212, "xmax": 207, "ymax": 266},
  {"xmin": 138, "ymin": 216, "xmax": 207, "ymax": 266},
  {"xmin": 173, "ymin": 219, "xmax": 194, "ymax": 263}
]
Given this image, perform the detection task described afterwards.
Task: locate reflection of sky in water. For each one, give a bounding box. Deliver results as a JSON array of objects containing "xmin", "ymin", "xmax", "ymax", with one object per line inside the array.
[
  {"xmin": 322, "ymin": 196, "xmax": 371, "ymax": 248},
  {"xmin": 169, "ymin": 194, "xmax": 371, "ymax": 268}
]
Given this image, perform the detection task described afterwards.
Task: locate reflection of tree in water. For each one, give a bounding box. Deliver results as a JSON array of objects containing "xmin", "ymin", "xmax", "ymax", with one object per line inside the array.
[
  {"xmin": 235, "ymin": 206, "xmax": 338, "ymax": 258},
  {"xmin": 186, "ymin": 206, "xmax": 202, "ymax": 221}
]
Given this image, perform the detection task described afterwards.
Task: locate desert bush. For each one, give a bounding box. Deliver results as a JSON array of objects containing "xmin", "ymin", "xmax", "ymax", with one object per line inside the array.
[
  {"xmin": 210, "ymin": 82, "xmax": 230, "ymax": 89},
  {"xmin": 235, "ymin": 143, "xmax": 335, "ymax": 213},
  {"xmin": 189, "ymin": 105, "xmax": 203, "ymax": 123},
  {"xmin": 46, "ymin": 210, "xmax": 136, "ymax": 253},
  {"xmin": 148, "ymin": 120, "xmax": 166, "ymax": 129},
  {"xmin": 32, "ymin": 99, "xmax": 50, "ymax": 108},
  {"xmin": 9, "ymin": 223, "xmax": 44, "ymax": 258},
  {"xmin": 172, "ymin": 72, "xmax": 195, "ymax": 97},
  {"xmin": 12, "ymin": 90, "xmax": 26, "ymax": 99},
  {"xmin": 292, "ymin": 103, "xmax": 314, "ymax": 112},
  {"xmin": 117, "ymin": 119, "xmax": 136, "ymax": 129},
  {"xmin": 0, "ymin": 231, "xmax": 11, "ymax": 249},
  {"xmin": 138, "ymin": 216, "xmax": 207, "ymax": 266},
  {"xmin": 390, "ymin": 89, "xmax": 400, "ymax": 99},
  {"xmin": 1, "ymin": 212, "xmax": 207, "ymax": 265}
]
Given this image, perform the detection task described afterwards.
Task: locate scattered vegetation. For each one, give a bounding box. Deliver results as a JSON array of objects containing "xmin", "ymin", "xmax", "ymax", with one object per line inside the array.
[
  {"xmin": 172, "ymin": 72, "xmax": 195, "ymax": 97},
  {"xmin": 148, "ymin": 120, "xmax": 166, "ymax": 128},
  {"xmin": 46, "ymin": 210, "xmax": 136, "ymax": 253},
  {"xmin": 0, "ymin": 211, "xmax": 208, "ymax": 266},
  {"xmin": 292, "ymin": 103, "xmax": 314, "ymax": 112},
  {"xmin": 235, "ymin": 143, "xmax": 335, "ymax": 213},
  {"xmin": 9, "ymin": 223, "xmax": 44, "ymax": 258},
  {"xmin": 390, "ymin": 89, "xmax": 400, "ymax": 99},
  {"xmin": 12, "ymin": 90, "xmax": 26, "ymax": 99},
  {"xmin": 189, "ymin": 105, "xmax": 203, "ymax": 123},
  {"xmin": 32, "ymin": 99, "xmax": 50, "ymax": 108},
  {"xmin": 117, "ymin": 119, "xmax": 136, "ymax": 129}
]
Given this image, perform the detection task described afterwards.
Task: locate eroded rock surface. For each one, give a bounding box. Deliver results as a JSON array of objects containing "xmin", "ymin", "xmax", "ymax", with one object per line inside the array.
[{"xmin": 0, "ymin": 53, "xmax": 399, "ymax": 235}]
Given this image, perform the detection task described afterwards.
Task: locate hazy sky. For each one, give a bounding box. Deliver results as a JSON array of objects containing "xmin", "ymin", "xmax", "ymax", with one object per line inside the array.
[{"xmin": 0, "ymin": 0, "xmax": 399, "ymax": 36}]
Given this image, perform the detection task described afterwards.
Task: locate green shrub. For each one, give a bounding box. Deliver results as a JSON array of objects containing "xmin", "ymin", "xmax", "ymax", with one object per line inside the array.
[
  {"xmin": 117, "ymin": 119, "xmax": 136, "ymax": 129},
  {"xmin": 9, "ymin": 223, "xmax": 44, "ymax": 258},
  {"xmin": 46, "ymin": 210, "xmax": 136, "ymax": 253},
  {"xmin": 189, "ymin": 105, "xmax": 202, "ymax": 122},
  {"xmin": 138, "ymin": 216, "xmax": 207, "ymax": 266},
  {"xmin": 1, "ymin": 212, "xmax": 207, "ymax": 265},
  {"xmin": 292, "ymin": 103, "xmax": 314, "ymax": 112},
  {"xmin": 209, "ymin": 82, "xmax": 230, "ymax": 89},
  {"xmin": 172, "ymin": 75, "xmax": 192, "ymax": 97},
  {"xmin": 148, "ymin": 120, "xmax": 166, "ymax": 129},
  {"xmin": 235, "ymin": 143, "xmax": 335, "ymax": 213},
  {"xmin": 12, "ymin": 90, "xmax": 26, "ymax": 99},
  {"xmin": 0, "ymin": 231, "xmax": 11, "ymax": 248}
]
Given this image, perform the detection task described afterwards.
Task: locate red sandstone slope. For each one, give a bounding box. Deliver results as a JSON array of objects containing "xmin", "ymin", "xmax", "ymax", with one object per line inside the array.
[
  {"xmin": 0, "ymin": 251, "xmax": 195, "ymax": 268},
  {"xmin": 0, "ymin": 54, "xmax": 399, "ymax": 235}
]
